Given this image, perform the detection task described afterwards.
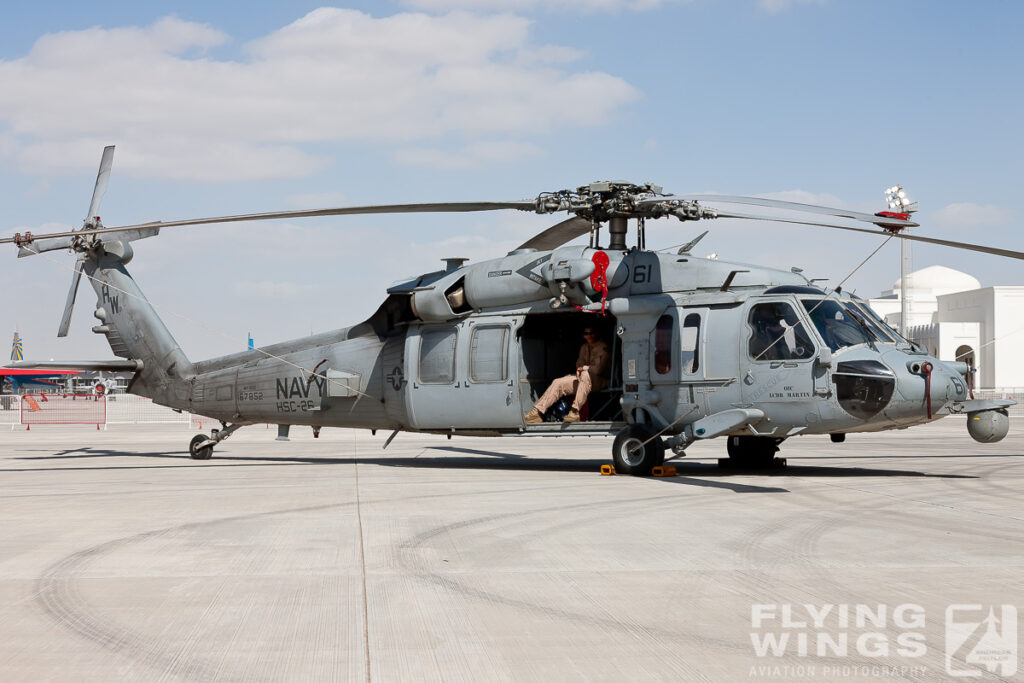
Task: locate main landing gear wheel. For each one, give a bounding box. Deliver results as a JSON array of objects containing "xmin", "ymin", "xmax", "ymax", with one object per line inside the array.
[
  {"xmin": 189, "ymin": 434, "xmax": 213, "ymax": 460},
  {"xmin": 612, "ymin": 424, "xmax": 665, "ymax": 476},
  {"xmin": 726, "ymin": 435, "xmax": 782, "ymax": 467}
]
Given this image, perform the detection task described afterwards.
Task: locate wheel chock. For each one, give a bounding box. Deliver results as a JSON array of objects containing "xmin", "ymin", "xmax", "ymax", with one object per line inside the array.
[
  {"xmin": 600, "ymin": 464, "xmax": 616, "ymax": 475},
  {"xmin": 652, "ymin": 465, "xmax": 677, "ymax": 477}
]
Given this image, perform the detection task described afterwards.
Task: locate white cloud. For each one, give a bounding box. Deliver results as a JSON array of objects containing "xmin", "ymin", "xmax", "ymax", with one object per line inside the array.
[
  {"xmin": 931, "ymin": 202, "xmax": 1016, "ymax": 230},
  {"xmin": 393, "ymin": 140, "xmax": 544, "ymax": 169},
  {"xmin": 17, "ymin": 138, "xmax": 326, "ymax": 181},
  {"xmin": 757, "ymin": 0, "xmax": 827, "ymax": 13},
  {"xmin": 0, "ymin": 10, "xmax": 637, "ymax": 180},
  {"xmin": 403, "ymin": 0, "xmax": 687, "ymax": 12}
]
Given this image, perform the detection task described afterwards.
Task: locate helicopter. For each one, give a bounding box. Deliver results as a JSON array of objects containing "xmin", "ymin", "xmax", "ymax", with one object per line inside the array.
[{"xmin": 3, "ymin": 147, "xmax": 1018, "ymax": 475}]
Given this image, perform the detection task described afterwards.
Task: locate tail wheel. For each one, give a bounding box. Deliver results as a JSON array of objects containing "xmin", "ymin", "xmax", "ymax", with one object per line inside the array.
[
  {"xmin": 612, "ymin": 424, "xmax": 665, "ymax": 476},
  {"xmin": 189, "ymin": 434, "xmax": 214, "ymax": 460},
  {"xmin": 726, "ymin": 435, "xmax": 782, "ymax": 466}
]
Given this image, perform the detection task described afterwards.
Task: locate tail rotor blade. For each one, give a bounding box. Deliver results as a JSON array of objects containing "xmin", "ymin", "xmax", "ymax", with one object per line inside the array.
[
  {"xmin": 85, "ymin": 145, "xmax": 115, "ymax": 224},
  {"xmin": 57, "ymin": 260, "xmax": 84, "ymax": 337},
  {"xmin": 17, "ymin": 236, "xmax": 74, "ymax": 258}
]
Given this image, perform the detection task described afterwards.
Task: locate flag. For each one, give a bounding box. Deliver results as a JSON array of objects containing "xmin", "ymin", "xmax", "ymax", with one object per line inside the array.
[{"xmin": 247, "ymin": 333, "xmax": 254, "ymax": 351}]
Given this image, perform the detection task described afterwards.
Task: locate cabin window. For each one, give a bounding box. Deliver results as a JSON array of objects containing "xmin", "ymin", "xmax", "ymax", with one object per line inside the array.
[
  {"xmin": 654, "ymin": 315, "xmax": 673, "ymax": 374},
  {"xmin": 470, "ymin": 326, "xmax": 508, "ymax": 382},
  {"xmin": 748, "ymin": 302, "xmax": 815, "ymax": 361},
  {"xmin": 419, "ymin": 327, "xmax": 457, "ymax": 383},
  {"xmin": 681, "ymin": 313, "xmax": 700, "ymax": 374}
]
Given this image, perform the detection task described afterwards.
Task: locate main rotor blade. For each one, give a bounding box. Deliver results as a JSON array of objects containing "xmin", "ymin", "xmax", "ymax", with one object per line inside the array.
[
  {"xmin": 86, "ymin": 145, "xmax": 115, "ymax": 223},
  {"xmin": 716, "ymin": 210, "xmax": 1024, "ymax": 260},
  {"xmin": 517, "ymin": 216, "xmax": 592, "ymax": 251},
  {"xmin": 661, "ymin": 194, "xmax": 919, "ymax": 229},
  {"xmin": 57, "ymin": 259, "xmax": 84, "ymax": 337},
  {"xmin": 1, "ymin": 201, "xmax": 537, "ymax": 245}
]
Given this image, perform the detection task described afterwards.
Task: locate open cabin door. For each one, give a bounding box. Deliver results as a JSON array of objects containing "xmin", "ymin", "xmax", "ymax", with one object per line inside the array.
[{"xmin": 405, "ymin": 317, "xmax": 522, "ymax": 430}]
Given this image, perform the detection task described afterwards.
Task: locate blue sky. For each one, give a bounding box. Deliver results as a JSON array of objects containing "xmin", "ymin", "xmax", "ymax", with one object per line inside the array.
[{"xmin": 1, "ymin": 1, "xmax": 1021, "ymax": 360}]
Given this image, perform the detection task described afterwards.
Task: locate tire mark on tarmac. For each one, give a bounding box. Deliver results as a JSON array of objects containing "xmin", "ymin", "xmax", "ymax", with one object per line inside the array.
[
  {"xmin": 31, "ymin": 482, "xmax": 578, "ymax": 679},
  {"xmin": 731, "ymin": 483, "xmax": 975, "ymax": 681},
  {"xmin": 34, "ymin": 502, "xmax": 353, "ymax": 681},
  {"xmin": 395, "ymin": 490, "xmax": 755, "ymax": 680}
]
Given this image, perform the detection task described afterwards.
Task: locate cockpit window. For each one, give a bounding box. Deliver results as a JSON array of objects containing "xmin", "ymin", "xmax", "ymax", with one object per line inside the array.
[
  {"xmin": 748, "ymin": 302, "xmax": 815, "ymax": 361},
  {"xmin": 850, "ymin": 300, "xmax": 905, "ymax": 344},
  {"xmin": 844, "ymin": 300, "xmax": 898, "ymax": 343},
  {"xmin": 801, "ymin": 299, "xmax": 873, "ymax": 352}
]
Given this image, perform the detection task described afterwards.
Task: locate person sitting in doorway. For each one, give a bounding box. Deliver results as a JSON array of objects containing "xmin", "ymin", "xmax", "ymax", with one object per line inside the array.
[{"xmin": 524, "ymin": 327, "xmax": 611, "ymax": 424}]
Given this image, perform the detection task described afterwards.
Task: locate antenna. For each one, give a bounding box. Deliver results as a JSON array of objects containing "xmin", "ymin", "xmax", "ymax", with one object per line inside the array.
[
  {"xmin": 884, "ymin": 185, "xmax": 918, "ymax": 337},
  {"xmin": 677, "ymin": 230, "xmax": 709, "ymax": 255}
]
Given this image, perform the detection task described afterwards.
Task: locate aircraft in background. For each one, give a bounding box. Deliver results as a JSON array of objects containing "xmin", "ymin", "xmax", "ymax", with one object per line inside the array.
[{"xmin": 0, "ymin": 332, "xmax": 82, "ymax": 394}]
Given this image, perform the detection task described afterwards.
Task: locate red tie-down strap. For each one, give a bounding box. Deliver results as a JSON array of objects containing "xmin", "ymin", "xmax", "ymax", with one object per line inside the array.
[
  {"xmin": 573, "ymin": 251, "xmax": 610, "ymax": 316},
  {"xmin": 921, "ymin": 361, "xmax": 933, "ymax": 419}
]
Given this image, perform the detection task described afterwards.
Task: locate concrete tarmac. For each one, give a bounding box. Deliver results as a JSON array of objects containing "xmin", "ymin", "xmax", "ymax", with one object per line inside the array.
[{"xmin": 0, "ymin": 419, "xmax": 1022, "ymax": 682}]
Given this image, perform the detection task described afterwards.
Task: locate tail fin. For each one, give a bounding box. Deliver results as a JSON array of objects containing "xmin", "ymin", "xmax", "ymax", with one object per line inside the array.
[
  {"xmin": 11, "ymin": 331, "xmax": 23, "ymax": 362},
  {"xmin": 84, "ymin": 242, "xmax": 193, "ymax": 406}
]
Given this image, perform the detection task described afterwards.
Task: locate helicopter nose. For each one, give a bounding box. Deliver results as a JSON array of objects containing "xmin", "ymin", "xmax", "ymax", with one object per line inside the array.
[
  {"xmin": 881, "ymin": 351, "xmax": 968, "ymax": 421},
  {"xmin": 915, "ymin": 359, "xmax": 969, "ymax": 413}
]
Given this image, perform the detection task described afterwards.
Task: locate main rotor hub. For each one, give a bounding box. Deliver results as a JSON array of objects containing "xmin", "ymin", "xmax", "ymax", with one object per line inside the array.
[
  {"xmin": 535, "ymin": 181, "xmax": 662, "ymax": 222},
  {"xmin": 533, "ymin": 180, "xmax": 716, "ymax": 226}
]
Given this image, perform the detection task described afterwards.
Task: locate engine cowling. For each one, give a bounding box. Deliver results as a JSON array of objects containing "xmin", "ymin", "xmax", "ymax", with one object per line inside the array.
[{"xmin": 410, "ymin": 247, "xmax": 619, "ymax": 321}]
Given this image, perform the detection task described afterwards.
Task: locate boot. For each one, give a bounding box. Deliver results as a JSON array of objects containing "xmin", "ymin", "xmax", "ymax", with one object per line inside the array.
[
  {"xmin": 524, "ymin": 408, "xmax": 542, "ymax": 424},
  {"xmin": 563, "ymin": 408, "xmax": 580, "ymax": 423}
]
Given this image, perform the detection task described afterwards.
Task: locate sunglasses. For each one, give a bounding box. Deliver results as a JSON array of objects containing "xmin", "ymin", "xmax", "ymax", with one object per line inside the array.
[{"xmin": 582, "ymin": 331, "xmax": 595, "ymax": 336}]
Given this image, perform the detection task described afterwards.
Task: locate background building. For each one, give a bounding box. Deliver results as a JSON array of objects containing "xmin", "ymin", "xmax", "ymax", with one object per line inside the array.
[{"xmin": 869, "ymin": 266, "xmax": 1024, "ymax": 388}]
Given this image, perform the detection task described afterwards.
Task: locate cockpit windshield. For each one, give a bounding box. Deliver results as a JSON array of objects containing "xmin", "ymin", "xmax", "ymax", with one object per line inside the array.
[
  {"xmin": 847, "ymin": 300, "xmax": 908, "ymax": 344},
  {"xmin": 842, "ymin": 300, "xmax": 897, "ymax": 343},
  {"xmin": 801, "ymin": 299, "xmax": 874, "ymax": 352}
]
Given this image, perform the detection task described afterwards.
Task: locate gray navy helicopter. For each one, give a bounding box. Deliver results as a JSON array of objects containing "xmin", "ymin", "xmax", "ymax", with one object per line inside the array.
[{"xmin": 3, "ymin": 147, "xmax": 1018, "ymax": 474}]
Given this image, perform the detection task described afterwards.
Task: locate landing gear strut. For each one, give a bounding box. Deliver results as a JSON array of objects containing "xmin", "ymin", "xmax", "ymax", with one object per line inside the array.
[{"xmin": 188, "ymin": 423, "xmax": 243, "ymax": 460}]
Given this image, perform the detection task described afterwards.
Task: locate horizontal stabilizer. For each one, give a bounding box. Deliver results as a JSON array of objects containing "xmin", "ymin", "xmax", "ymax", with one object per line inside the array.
[{"xmin": 6, "ymin": 359, "xmax": 143, "ymax": 372}]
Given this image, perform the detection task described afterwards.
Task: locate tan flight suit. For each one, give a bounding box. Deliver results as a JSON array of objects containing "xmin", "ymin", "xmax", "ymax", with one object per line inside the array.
[{"xmin": 534, "ymin": 340, "xmax": 611, "ymax": 413}]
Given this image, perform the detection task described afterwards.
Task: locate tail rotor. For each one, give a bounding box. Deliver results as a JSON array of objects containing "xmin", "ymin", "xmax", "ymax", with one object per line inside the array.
[{"xmin": 55, "ymin": 145, "xmax": 115, "ymax": 336}]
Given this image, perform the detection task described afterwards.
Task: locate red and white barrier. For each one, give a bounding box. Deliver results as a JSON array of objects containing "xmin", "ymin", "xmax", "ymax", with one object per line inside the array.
[{"xmin": 20, "ymin": 393, "xmax": 106, "ymax": 429}]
